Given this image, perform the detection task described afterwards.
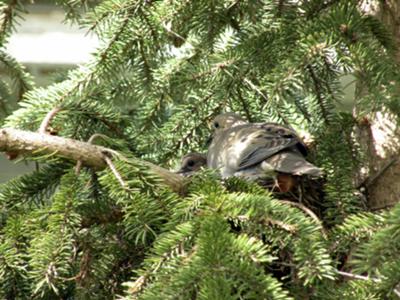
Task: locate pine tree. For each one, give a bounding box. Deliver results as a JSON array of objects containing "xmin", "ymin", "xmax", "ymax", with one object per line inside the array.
[{"xmin": 0, "ymin": 0, "xmax": 400, "ymax": 299}]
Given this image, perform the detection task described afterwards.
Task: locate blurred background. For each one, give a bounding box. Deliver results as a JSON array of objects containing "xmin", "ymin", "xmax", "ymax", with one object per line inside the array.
[{"xmin": 0, "ymin": 2, "xmax": 98, "ymax": 182}]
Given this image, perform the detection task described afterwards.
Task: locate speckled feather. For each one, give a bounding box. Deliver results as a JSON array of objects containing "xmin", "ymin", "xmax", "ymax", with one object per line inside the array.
[{"xmin": 207, "ymin": 113, "xmax": 322, "ymax": 178}]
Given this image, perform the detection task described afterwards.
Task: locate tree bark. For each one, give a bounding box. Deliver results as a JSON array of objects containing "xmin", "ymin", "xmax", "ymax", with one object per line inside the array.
[{"xmin": 356, "ymin": 1, "xmax": 400, "ymax": 210}]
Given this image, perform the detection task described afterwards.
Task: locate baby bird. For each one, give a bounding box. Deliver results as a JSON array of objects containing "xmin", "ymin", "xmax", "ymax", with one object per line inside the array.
[{"xmin": 176, "ymin": 153, "xmax": 207, "ymax": 176}]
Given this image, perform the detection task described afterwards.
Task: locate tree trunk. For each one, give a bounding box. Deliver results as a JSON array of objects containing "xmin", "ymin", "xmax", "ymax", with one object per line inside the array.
[{"xmin": 356, "ymin": 0, "xmax": 400, "ymax": 210}]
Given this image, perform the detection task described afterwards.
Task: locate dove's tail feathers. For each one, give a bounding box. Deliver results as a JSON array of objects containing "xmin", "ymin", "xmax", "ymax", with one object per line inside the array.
[
  {"xmin": 292, "ymin": 163, "xmax": 324, "ymax": 177},
  {"xmin": 261, "ymin": 151, "xmax": 324, "ymax": 177}
]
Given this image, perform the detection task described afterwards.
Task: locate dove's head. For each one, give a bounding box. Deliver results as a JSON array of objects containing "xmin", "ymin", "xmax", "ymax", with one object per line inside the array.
[
  {"xmin": 176, "ymin": 153, "xmax": 207, "ymax": 176},
  {"xmin": 210, "ymin": 113, "xmax": 247, "ymax": 134}
]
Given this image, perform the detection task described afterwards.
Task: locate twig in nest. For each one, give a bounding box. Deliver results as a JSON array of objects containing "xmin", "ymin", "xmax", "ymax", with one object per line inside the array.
[{"xmin": 38, "ymin": 107, "xmax": 62, "ymax": 134}]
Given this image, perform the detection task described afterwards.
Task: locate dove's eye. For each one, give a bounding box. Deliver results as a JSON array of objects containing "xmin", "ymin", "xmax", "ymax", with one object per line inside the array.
[
  {"xmin": 214, "ymin": 122, "xmax": 220, "ymax": 128},
  {"xmin": 187, "ymin": 160, "xmax": 195, "ymax": 167}
]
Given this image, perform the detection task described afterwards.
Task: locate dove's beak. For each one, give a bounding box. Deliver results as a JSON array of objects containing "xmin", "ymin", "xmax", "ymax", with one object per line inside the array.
[
  {"xmin": 176, "ymin": 167, "xmax": 186, "ymax": 174},
  {"xmin": 176, "ymin": 167, "xmax": 193, "ymax": 177}
]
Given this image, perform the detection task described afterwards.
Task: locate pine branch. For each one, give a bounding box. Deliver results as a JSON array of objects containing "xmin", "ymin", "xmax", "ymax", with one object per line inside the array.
[
  {"xmin": 280, "ymin": 200, "xmax": 327, "ymax": 237},
  {"xmin": 0, "ymin": 80, "xmax": 12, "ymax": 116},
  {"xmin": 304, "ymin": 0, "xmax": 341, "ymax": 19},
  {"xmin": 0, "ymin": 128, "xmax": 186, "ymax": 193},
  {"xmin": 0, "ymin": 49, "xmax": 34, "ymax": 101},
  {"xmin": 306, "ymin": 64, "xmax": 330, "ymax": 124},
  {"xmin": 0, "ymin": 0, "xmax": 19, "ymax": 44}
]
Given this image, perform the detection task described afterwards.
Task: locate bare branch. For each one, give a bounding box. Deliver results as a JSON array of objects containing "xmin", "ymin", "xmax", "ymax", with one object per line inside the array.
[{"xmin": 0, "ymin": 128, "xmax": 186, "ymax": 193}]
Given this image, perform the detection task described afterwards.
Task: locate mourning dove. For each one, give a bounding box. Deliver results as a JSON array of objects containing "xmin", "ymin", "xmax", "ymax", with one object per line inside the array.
[
  {"xmin": 176, "ymin": 153, "xmax": 207, "ymax": 176},
  {"xmin": 207, "ymin": 113, "xmax": 323, "ymax": 182}
]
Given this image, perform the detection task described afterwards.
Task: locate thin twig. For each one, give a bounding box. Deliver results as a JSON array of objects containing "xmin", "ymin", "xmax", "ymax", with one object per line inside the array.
[
  {"xmin": 337, "ymin": 270, "xmax": 381, "ymax": 283},
  {"xmin": 236, "ymin": 215, "xmax": 297, "ymax": 233},
  {"xmin": 138, "ymin": 39, "xmax": 152, "ymax": 84},
  {"xmin": 337, "ymin": 271, "xmax": 400, "ymax": 298},
  {"xmin": 306, "ymin": 64, "xmax": 330, "ymax": 125},
  {"xmin": 88, "ymin": 133, "xmax": 107, "ymax": 144},
  {"xmin": 38, "ymin": 107, "xmax": 62, "ymax": 134},
  {"xmin": 242, "ymin": 77, "xmax": 290, "ymax": 125},
  {"xmin": 264, "ymin": 218, "xmax": 297, "ymax": 233},
  {"xmin": 161, "ymin": 22, "xmax": 186, "ymax": 43},
  {"xmin": 20, "ymin": 106, "xmax": 62, "ymax": 165},
  {"xmin": 129, "ymin": 275, "xmax": 147, "ymax": 295},
  {"xmin": 277, "ymin": 0, "xmax": 285, "ymax": 16},
  {"xmin": 394, "ymin": 288, "xmax": 400, "ymax": 298},
  {"xmin": 75, "ymin": 133, "xmax": 113, "ymax": 174},
  {"xmin": 236, "ymin": 86, "xmax": 253, "ymax": 122},
  {"xmin": 104, "ymin": 155, "xmax": 128, "ymax": 189},
  {"xmin": 280, "ymin": 200, "xmax": 327, "ymax": 237},
  {"xmin": 357, "ymin": 157, "xmax": 397, "ymax": 189}
]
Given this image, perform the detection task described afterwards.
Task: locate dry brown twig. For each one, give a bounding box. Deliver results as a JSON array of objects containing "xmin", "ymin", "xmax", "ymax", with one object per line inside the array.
[{"xmin": 103, "ymin": 155, "xmax": 128, "ymax": 189}]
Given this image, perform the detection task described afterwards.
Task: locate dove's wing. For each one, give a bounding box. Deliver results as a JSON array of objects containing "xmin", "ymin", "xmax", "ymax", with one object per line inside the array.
[
  {"xmin": 237, "ymin": 134, "xmax": 298, "ymax": 170},
  {"xmin": 262, "ymin": 151, "xmax": 323, "ymax": 176},
  {"xmin": 259, "ymin": 123, "xmax": 308, "ymax": 156},
  {"xmin": 236, "ymin": 123, "xmax": 305, "ymax": 170}
]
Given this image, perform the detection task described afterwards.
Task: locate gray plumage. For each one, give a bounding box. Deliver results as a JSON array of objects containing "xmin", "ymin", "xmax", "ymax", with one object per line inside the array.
[{"xmin": 207, "ymin": 113, "xmax": 323, "ymax": 179}]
